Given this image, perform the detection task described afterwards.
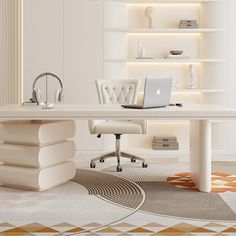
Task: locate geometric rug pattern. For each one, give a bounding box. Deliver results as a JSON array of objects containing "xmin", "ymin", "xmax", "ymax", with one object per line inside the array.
[
  {"xmin": 1, "ymin": 161, "xmax": 236, "ymax": 236},
  {"xmin": 1, "ymin": 222, "xmax": 236, "ymax": 235},
  {"xmin": 74, "ymin": 169, "xmax": 144, "ymax": 209},
  {"xmin": 167, "ymin": 172, "xmax": 236, "ymax": 193}
]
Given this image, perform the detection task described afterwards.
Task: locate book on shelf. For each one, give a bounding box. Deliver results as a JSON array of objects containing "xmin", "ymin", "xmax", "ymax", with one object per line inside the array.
[
  {"xmin": 153, "ymin": 136, "xmax": 177, "ymax": 142},
  {"xmin": 0, "ymin": 160, "xmax": 76, "ymax": 191},
  {"xmin": 135, "ymin": 56, "xmax": 155, "ymax": 60},
  {"xmin": 165, "ymin": 54, "xmax": 190, "ymax": 60},
  {"xmin": 0, "ymin": 140, "xmax": 76, "ymax": 168},
  {"xmin": 179, "ymin": 20, "xmax": 199, "ymax": 28},
  {"xmin": 180, "ymin": 20, "xmax": 197, "ymax": 24},
  {"xmin": 152, "ymin": 142, "xmax": 179, "ymax": 150},
  {"xmin": 179, "ymin": 24, "xmax": 199, "ymax": 29},
  {"xmin": 153, "ymin": 136, "xmax": 179, "ymax": 150}
]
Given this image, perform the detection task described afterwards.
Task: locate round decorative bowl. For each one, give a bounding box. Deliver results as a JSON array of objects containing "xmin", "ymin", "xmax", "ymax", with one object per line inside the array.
[{"xmin": 170, "ymin": 50, "xmax": 183, "ymax": 55}]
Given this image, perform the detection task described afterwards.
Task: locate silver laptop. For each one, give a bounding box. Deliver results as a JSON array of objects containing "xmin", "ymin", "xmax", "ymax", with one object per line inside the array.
[{"xmin": 122, "ymin": 77, "xmax": 172, "ymax": 109}]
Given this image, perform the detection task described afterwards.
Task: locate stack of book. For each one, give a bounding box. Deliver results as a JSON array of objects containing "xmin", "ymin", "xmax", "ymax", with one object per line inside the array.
[
  {"xmin": 152, "ymin": 136, "xmax": 179, "ymax": 150},
  {"xmin": 0, "ymin": 120, "xmax": 76, "ymax": 191},
  {"xmin": 179, "ymin": 20, "xmax": 199, "ymax": 29},
  {"xmin": 166, "ymin": 54, "xmax": 190, "ymax": 60}
]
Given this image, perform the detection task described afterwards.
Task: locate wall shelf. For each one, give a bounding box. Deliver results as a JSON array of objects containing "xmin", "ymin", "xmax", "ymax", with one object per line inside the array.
[
  {"xmin": 148, "ymin": 120, "xmax": 225, "ymax": 124},
  {"xmin": 172, "ymin": 89, "xmax": 226, "ymax": 93},
  {"xmin": 105, "ymin": 28, "xmax": 224, "ymax": 33},
  {"xmin": 105, "ymin": 59, "xmax": 225, "ymax": 63},
  {"xmin": 106, "ymin": 0, "xmax": 223, "ymax": 4}
]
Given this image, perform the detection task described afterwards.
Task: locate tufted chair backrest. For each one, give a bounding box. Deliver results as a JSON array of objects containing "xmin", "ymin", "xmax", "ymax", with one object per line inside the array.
[{"xmin": 96, "ymin": 79, "xmax": 140, "ymax": 105}]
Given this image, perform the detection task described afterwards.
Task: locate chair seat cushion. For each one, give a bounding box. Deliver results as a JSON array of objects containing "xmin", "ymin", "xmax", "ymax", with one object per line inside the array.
[{"xmin": 94, "ymin": 120, "xmax": 143, "ymax": 134}]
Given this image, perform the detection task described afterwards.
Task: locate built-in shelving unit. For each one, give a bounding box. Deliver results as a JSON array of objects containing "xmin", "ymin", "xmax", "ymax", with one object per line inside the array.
[{"xmin": 104, "ymin": 0, "xmax": 228, "ymax": 153}]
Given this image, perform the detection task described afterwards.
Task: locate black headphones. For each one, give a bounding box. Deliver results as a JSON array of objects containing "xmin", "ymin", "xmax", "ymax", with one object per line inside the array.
[{"xmin": 31, "ymin": 72, "xmax": 64, "ymax": 105}]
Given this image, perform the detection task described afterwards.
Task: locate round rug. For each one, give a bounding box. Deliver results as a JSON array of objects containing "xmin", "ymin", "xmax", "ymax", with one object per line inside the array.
[
  {"xmin": 73, "ymin": 169, "xmax": 145, "ymax": 209},
  {"xmin": 167, "ymin": 172, "xmax": 236, "ymax": 193},
  {"xmin": 101, "ymin": 162, "xmax": 236, "ymax": 221},
  {"xmin": 1, "ymin": 162, "xmax": 236, "ymax": 235},
  {"xmin": 0, "ymin": 169, "xmax": 145, "ymax": 235}
]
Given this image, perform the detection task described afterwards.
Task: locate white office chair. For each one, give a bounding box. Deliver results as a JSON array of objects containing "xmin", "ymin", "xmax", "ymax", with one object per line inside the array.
[{"xmin": 88, "ymin": 79, "xmax": 148, "ymax": 172}]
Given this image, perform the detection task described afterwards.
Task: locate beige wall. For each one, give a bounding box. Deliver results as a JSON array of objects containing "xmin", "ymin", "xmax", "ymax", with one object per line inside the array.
[
  {"xmin": 22, "ymin": 0, "xmax": 104, "ymax": 151},
  {"xmin": 63, "ymin": 0, "xmax": 104, "ymax": 151},
  {"xmin": 22, "ymin": 0, "xmax": 64, "ymax": 101}
]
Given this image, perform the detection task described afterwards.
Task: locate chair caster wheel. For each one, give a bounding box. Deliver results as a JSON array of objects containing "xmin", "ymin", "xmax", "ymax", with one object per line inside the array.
[
  {"xmin": 142, "ymin": 162, "xmax": 148, "ymax": 168},
  {"xmin": 131, "ymin": 158, "xmax": 136, "ymax": 163},
  {"xmin": 100, "ymin": 158, "xmax": 105, "ymax": 163},
  {"xmin": 90, "ymin": 162, "xmax": 96, "ymax": 168},
  {"xmin": 117, "ymin": 166, "xmax": 122, "ymax": 172}
]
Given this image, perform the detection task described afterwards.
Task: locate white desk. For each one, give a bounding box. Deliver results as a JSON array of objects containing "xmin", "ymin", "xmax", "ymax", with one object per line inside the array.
[{"xmin": 1, "ymin": 104, "xmax": 236, "ymax": 192}]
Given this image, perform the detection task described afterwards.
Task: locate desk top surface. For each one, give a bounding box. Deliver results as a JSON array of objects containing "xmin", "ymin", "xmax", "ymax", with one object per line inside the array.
[{"xmin": 0, "ymin": 104, "xmax": 236, "ymax": 120}]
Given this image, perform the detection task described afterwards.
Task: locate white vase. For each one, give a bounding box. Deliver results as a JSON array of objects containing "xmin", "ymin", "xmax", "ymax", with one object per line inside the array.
[
  {"xmin": 188, "ymin": 64, "xmax": 196, "ymax": 89},
  {"xmin": 137, "ymin": 40, "xmax": 145, "ymax": 59}
]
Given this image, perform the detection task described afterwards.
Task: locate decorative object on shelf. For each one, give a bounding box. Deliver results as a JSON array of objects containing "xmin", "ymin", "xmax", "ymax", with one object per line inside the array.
[
  {"xmin": 166, "ymin": 50, "xmax": 190, "ymax": 60},
  {"xmin": 136, "ymin": 40, "xmax": 154, "ymax": 59},
  {"xmin": 172, "ymin": 80, "xmax": 179, "ymax": 90},
  {"xmin": 188, "ymin": 64, "xmax": 197, "ymax": 89},
  {"xmin": 152, "ymin": 136, "xmax": 179, "ymax": 151},
  {"xmin": 145, "ymin": 6, "xmax": 154, "ymax": 29},
  {"xmin": 137, "ymin": 40, "xmax": 145, "ymax": 59},
  {"xmin": 170, "ymin": 50, "xmax": 183, "ymax": 56},
  {"xmin": 179, "ymin": 20, "xmax": 199, "ymax": 29}
]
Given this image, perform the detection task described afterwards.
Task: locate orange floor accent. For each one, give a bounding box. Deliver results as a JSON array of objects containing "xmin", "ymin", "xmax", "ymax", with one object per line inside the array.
[{"xmin": 167, "ymin": 172, "xmax": 236, "ymax": 193}]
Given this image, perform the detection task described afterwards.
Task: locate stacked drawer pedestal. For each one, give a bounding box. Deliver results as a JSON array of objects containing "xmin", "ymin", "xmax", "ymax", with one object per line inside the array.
[{"xmin": 0, "ymin": 120, "xmax": 76, "ymax": 191}]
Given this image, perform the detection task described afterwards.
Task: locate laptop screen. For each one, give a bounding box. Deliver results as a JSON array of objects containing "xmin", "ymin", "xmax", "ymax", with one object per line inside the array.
[{"xmin": 143, "ymin": 77, "xmax": 172, "ymax": 108}]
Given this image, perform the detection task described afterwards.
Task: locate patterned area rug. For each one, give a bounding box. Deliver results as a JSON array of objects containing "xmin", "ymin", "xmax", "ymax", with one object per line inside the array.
[
  {"xmin": 1, "ymin": 160, "xmax": 236, "ymax": 235},
  {"xmin": 2, "ymin": 221, "xmax": 236, "ymax": 235},
  {"xmin": 167, "ymin": 172, "xmax": 236, "ymax": 192}
]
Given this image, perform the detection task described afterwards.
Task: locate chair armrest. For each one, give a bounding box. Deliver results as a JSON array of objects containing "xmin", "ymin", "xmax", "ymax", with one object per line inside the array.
[
  {"xmin": 88, "ymin": 120, "xmax": 103, "ymax": 134},
  {"xmin": 132, "ymin": 120, "xmax": 148, "ymax": 134}
]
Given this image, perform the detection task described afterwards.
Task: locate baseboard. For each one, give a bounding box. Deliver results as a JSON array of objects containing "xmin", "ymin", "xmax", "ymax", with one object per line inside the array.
[
  {"xmin": 212, "ymin": 150, "xmax": 236, "ymax": 161},
  {"xmin": 75, "ymin": 149, "xmax": 236, "ymax": 162}
]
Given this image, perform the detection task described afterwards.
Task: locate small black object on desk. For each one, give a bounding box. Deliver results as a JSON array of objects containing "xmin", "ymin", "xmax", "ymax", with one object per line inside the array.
[{"xmin": 169, "ymin": 103, "xmax": 183, "ymax": 107}]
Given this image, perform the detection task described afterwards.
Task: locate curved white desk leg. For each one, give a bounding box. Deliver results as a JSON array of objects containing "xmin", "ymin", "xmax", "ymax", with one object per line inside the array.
[{"xmin": 190, "ymin": 120, "xmax": 212, "ymax": 192}]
